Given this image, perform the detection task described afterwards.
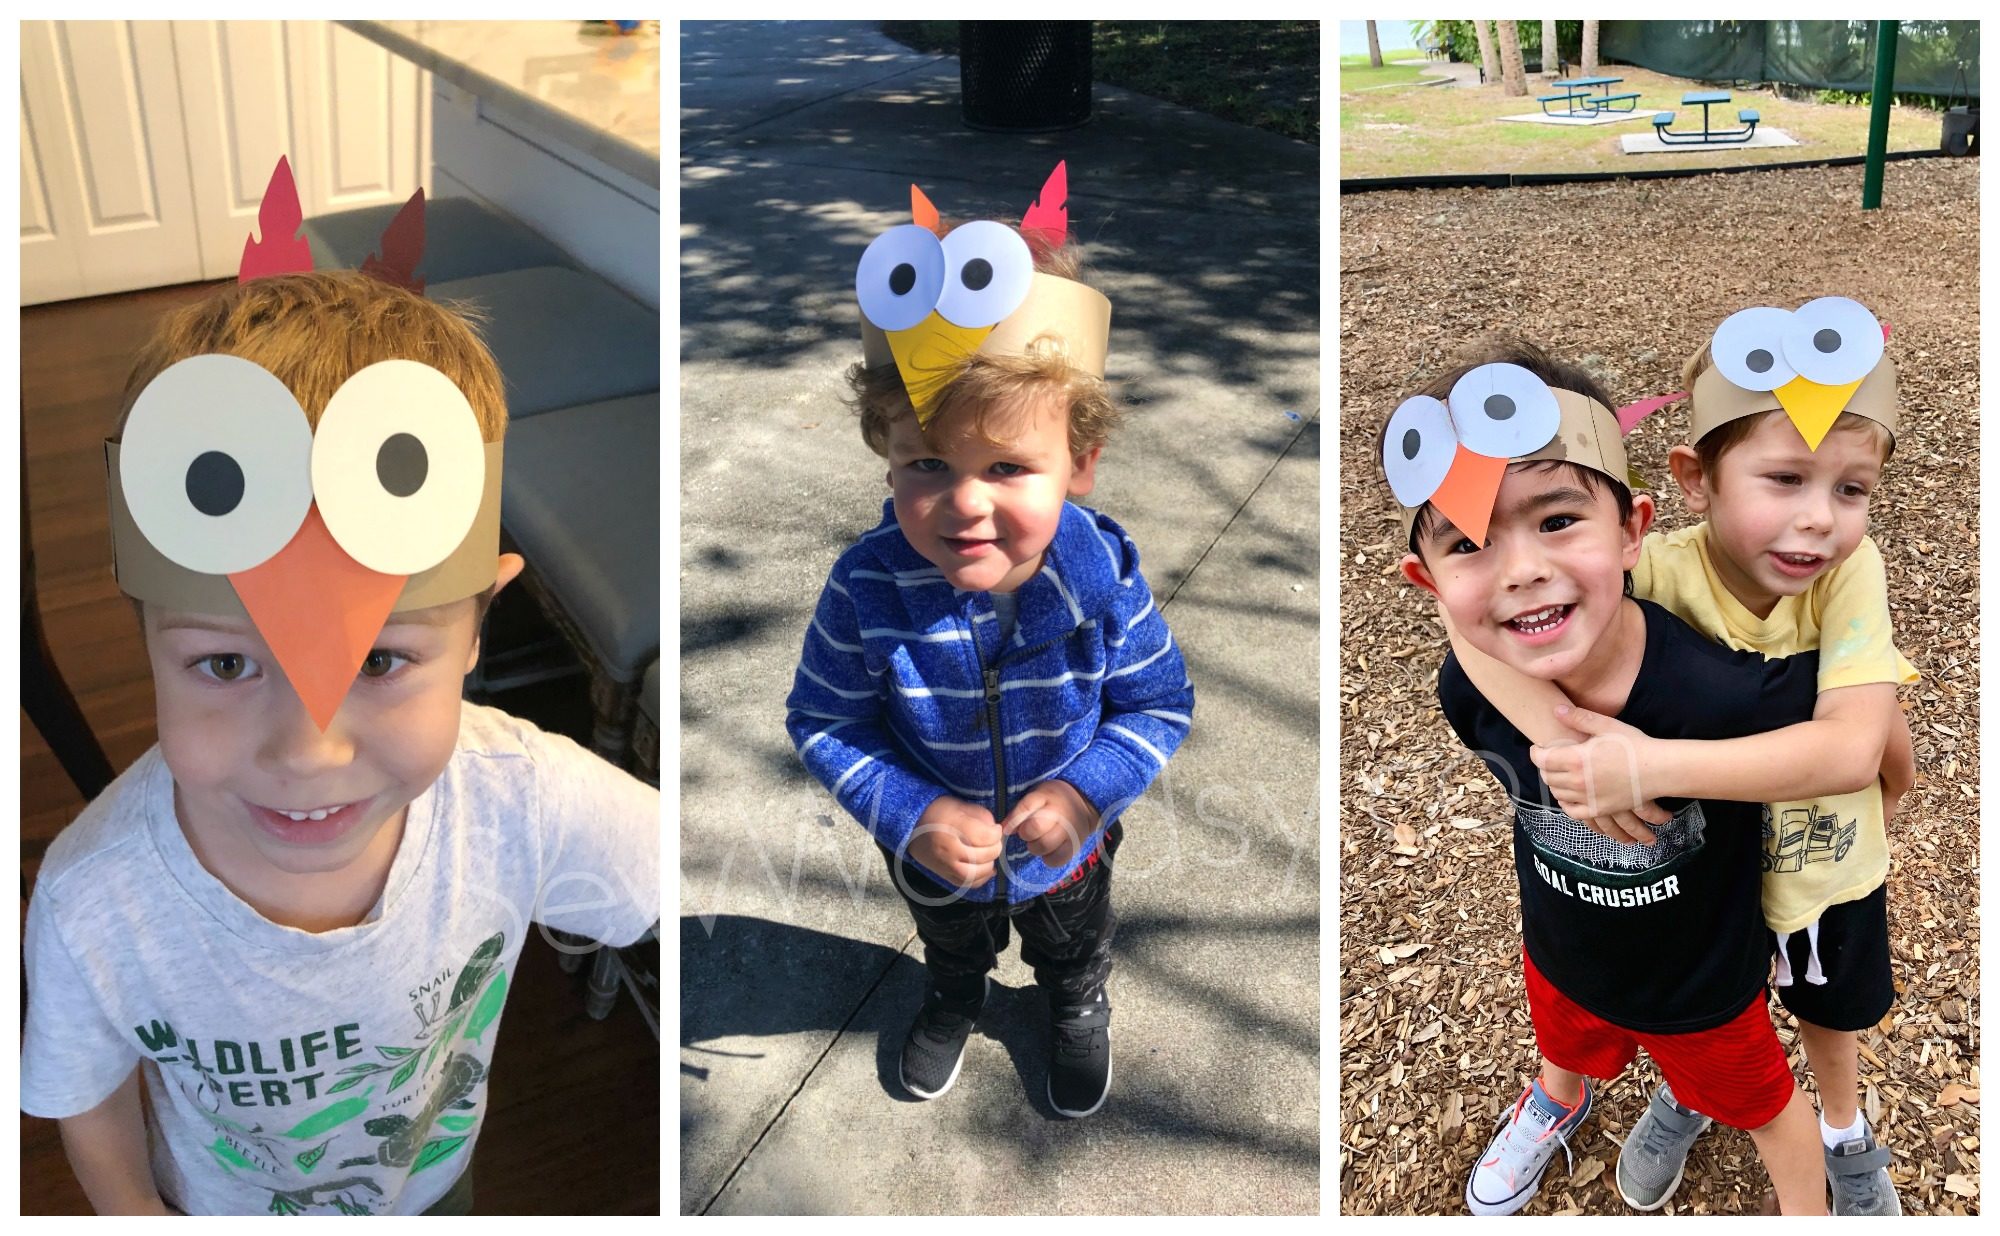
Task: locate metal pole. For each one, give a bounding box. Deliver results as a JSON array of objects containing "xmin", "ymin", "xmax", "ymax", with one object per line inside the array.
[{"xmin": 1862, "ymin": 21, "xmax": 1900, "ymax": 210}]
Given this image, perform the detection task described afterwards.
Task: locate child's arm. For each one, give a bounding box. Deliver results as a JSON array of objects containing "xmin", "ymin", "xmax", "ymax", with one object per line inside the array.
[
  {"xmin": 1533, "ymin": 682, "xmax": 1898, "ymax": 816},
  {"xmin": 56, "ymin": 1067, "xmax": 171, "ymax": 1215},
  {"xmin": 1880, "ymin": 702, "xmax": 1915, "ymax": 819},
  {"xmin": 1007, "ymin": 566, "xmax": 1193, "ymax": 854},
  {"xmin": 1438, "ymin": 604, "xmax": 1668, "ymax": 842},
  {"xmin": 785, "ymin": 568, "xmax": 951, "ymax": 855}
]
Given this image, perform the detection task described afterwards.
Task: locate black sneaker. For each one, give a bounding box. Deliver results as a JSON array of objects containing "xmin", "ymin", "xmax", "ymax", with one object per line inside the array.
[
  {"xmin": 1048, "ymin": 995, "xmax": 1112, "ymax": 1117},
  {"xmin": 899, "ymin": 976, "xmax": 988, "ymax": 1100}
]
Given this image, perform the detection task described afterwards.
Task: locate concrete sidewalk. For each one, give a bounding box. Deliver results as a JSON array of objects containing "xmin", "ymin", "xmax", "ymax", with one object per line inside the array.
[{"xmin": 680, "ymin": 21, "xmax": 1319, "ymax": 1215}]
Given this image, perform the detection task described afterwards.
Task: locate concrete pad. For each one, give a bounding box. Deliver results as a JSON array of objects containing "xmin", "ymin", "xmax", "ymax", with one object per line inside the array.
[
  {"xmin": 1621, "ymin": 127, "xmax": 1799, "ymax": 154},
  {"xmin": 1498, "ymin": 108, "xmax": 1652, "ymax": 127},
  {"xmin": 680, "ymin": 19, "xmax": 1319, "ymax": 1216}
]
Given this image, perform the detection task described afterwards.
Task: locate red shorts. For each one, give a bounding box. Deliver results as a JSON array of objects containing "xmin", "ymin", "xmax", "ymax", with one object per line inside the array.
[{"xmin": 1522, "ymin": 951, "xmax": 1794, "ymax": 1131}]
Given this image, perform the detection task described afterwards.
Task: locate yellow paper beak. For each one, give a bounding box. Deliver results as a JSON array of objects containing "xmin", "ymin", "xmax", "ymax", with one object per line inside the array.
[
  {"xmin": 886, "ymin": 312, "xmax": 995, "ymax": 423},
  {"xmin": 1773, "ymin": 375, "xmax": 1865, "ymax": 451}
]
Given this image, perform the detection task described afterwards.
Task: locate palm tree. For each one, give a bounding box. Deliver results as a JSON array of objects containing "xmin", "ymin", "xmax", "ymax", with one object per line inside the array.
[
  {"xmin": 1582, "ymin": 20, "xmax": 1600, "ymax": 75},
  {"xmin": 1541, "ymin": 19, "xmax": 1561, "ymax": 78},
  {"xmin": 1496, "ymin": 21, "xmax": 1529, "ymax": 96},
  {"xmin": 1472, "ymin": 20, "xmax": 1500, "ymax": 87},
  {"xmin": 1365, "ymin": 20, "xmax": 1383, "ymax": 68}
]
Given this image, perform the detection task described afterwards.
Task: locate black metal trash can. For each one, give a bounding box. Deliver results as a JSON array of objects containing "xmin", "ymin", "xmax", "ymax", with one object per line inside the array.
[
  {"xmin": 959, "ymin": 21, "xmax": 1092, "ymax": 132},
  {"xmin": 1942, "ymin": 106, "xmax": 1979, "ymax": 157}
]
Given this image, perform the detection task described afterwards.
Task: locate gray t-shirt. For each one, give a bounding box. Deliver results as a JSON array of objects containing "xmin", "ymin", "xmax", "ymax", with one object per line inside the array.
[{"xmin": 21, "ymin": 702, "xmax": 659, "ymax": 1215}]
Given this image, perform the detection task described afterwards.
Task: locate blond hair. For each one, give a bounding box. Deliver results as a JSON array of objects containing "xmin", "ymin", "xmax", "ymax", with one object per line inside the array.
[
  {"xmin": 116, "ymin": 270, "xmax": 508, "ymax": 443},
  {"xmin": 846, "ymin": 219, "xmax": 1120, "ymax": 457}
]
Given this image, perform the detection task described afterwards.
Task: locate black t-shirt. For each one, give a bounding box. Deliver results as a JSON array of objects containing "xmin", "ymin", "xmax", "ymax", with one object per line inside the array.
[{"xmin": 1438, "ymin": 599, "xmax": 1820, "ymax": 1034}]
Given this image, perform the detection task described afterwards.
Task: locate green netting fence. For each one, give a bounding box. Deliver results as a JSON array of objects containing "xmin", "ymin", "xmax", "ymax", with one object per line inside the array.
[{"xmin": 1599, "ymin": 20, "xmax": 1978, "ymax": 99}]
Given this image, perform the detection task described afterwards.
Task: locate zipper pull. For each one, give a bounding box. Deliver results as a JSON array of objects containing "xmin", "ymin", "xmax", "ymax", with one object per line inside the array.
[{"xmin": 983, "ymin": 666, "xmax": 1001, "ymax": 701}]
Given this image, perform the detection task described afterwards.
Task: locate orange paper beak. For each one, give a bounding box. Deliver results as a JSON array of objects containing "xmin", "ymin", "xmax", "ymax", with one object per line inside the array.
[
  {"xmin": 1427, "ymin": 446, "xmax": 1510, "ymax": 548},
  {"xmin": 1773, "ymin": 375, "xmax": 1865, "ymax": 451},
  {"xmin": 228, "ymin": 505, "xmax": 408, "ymax": 731},
  {"xmin": 886, "ymin": 311, "xmax": 996, "ymax": 421}
]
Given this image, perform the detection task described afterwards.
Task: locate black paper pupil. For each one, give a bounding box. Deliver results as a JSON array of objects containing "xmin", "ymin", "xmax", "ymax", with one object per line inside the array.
[
  {"xmin": 1747, "ymin": 348, "xmax": 1774, "ymax": 374},
  {"xmin": 376, "ymin": 433, "xmax": 428, "ymax": 498},
  {"xmin": 1484, "ymin": 393, "xmax": 1515, "ymax": 421},
  {"xmin": 961, "ymin": 258, "xmax": 993, "ymax": 292},
  {"xmin": 186, "ymin": 450, "xmax": 244, "ymax": 517},
  {"xmin": 889, "ymin": 263, "xmax": 916, "ymax": 296},
  {"xmin": 1814, "ymin": 327, "xmax": 1841, "ymax": 353},
  {"xmin": 1401, "ymin": 428, "xmax": 1422, "ymax": 460}
]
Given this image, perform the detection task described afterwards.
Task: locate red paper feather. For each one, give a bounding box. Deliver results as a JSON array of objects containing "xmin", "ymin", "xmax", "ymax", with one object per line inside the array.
[
  {"xmin": 238, "ymin": 156, "xmax": 314, "ymax": 282},
  {"xmin": 1020, "ymin": 161, "xmax": 1069, "ymax": 251},
  {"xmin": 361, "ymin": 188, "xmax": 427, "ymax": 294}
]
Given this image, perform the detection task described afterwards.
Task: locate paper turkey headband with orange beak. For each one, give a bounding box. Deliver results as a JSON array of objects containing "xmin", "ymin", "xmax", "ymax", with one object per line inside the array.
[
  {"xmin": 1687, "ymin": 296, "xmax": 1898, "ymax": 451},
  {"xmin": 104, "ymin": 155, "xmax": 502, "ymax": 732},
  {"xmin": 1384, "ymin": 363, "xmax": 1629, "ymax": 550},
  {"xmin": 856, "ymin": 161, "xmax": 1111, "ymax": 426}
]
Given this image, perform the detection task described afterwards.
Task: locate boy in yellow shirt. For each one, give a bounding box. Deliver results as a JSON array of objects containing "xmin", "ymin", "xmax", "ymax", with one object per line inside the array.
[{"xmin": 1446, "ymin": 297, "xmax": 1915, "ymax": 1214}]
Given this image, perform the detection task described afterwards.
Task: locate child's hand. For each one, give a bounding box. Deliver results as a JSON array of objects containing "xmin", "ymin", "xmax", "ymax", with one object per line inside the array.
[
  {"xmin": 1530, "ymin": 706, "xmax": 1672, "ymax": 829},
  {"xmin": 908, "ymin": 796, "xmax": 1004, "ymax": 888},
  {"xmin": 1001, "ymin": 780, "xmax": 1100, "ymax": 869}
]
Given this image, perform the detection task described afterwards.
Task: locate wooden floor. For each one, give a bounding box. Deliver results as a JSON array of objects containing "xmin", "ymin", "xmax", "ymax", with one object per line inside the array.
[{"xmin": 18, "ymin": 283, "xmax": 661, "ymax": 1214}]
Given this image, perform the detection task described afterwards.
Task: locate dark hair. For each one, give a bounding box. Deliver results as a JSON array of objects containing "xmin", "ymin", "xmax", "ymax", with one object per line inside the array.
[{"xmin": 1384, "ymin": 335, "xmax": 1632, "ymax": 559}]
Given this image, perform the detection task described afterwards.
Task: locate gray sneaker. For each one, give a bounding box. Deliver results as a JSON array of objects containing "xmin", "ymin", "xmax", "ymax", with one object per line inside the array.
[
  {"xmin": 1615, "ymin": 1081, "xmax": 1712, "ymax": 1210},
  {"xmin": 1826, "ymin": 1123, "xmax": 1901, "ymax": 1216},
  {"xmin": 1464, "ymin": 1078, "xmax": 1593, "ymax": 1216}
]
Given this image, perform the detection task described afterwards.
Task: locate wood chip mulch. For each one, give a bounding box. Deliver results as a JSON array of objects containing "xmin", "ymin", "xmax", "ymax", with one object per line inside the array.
[{"xmin": 1337, "ymin": 159, "xmax": 1980, "ymax": 1216}]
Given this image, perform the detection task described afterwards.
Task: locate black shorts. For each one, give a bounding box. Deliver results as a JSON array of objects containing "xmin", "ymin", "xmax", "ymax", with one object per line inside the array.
[{"xmin": 1770, "ymin": 882, "xmax": 1893, "ymax": 1031}]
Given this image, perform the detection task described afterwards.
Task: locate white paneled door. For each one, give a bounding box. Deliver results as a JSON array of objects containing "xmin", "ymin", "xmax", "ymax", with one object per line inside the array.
[
  {"xmin": 20, "ymin": 20, "xmax": 199, "ymax": 304},
  {"xmin": 21, "ymin": 20, "xmax": 428, "ymax": 306}
]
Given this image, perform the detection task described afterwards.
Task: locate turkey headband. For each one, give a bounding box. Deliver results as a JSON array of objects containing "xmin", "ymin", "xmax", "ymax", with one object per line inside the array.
[
  {"xmin": 856, "ymin": 160, "xmax": 1112, "ymax": 426},
  {"xmin": 106, "ymin": 155, "xmax": 502, "ymax": 730},
  {"xmin": 1687, "ymin": 296, "xmax": 1898, "ymax": 450},
  {"xmin": 1385, "ymin": 363, "xmax": 1628, "ymax": 549}
]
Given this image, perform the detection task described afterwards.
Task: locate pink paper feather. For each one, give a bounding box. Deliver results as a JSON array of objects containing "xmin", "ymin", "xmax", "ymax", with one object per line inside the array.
[
  {"xmin": 1020, "ymin": 161, "xmax": 1068, "ymax": 250},
  {"xmin": 238, "ymin": 156, "xmax": 314, "ymax": 283},
  {"xmin": 1615, "ymin": 390, "xmax": 1688, "ymax": 435},
  {"xmin": 361, "ymin": 188, "xmax": 427, "ymax": 294}
]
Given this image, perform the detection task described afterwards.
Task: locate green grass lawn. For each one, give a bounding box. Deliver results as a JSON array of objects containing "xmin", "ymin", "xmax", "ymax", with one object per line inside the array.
[
  {"xmin": 1340, "ymin": 62, "xmax": 1949, "ymax": 177},
  {"xmin": 1339, "ymin": 61, "xmax": 1430, "ymax": 92},
  {"xmin": 882, "ymin": 21, "xmax": 1318, "ymax": 144}
]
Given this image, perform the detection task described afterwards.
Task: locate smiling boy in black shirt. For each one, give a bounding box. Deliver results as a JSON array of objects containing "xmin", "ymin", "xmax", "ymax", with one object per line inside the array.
[{"xmin": 1381, "ymin": 340, "xmax": 1827, "ymax": 1215}]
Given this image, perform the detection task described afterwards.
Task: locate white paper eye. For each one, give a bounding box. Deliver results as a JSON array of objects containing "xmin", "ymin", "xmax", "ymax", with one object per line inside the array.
[
  {"xmin": 1383, "ymin": 395, "xmax": 1457, "ymax": 508},
  {"xmin": 935, "ymin": 220, "xmax": 1034, "ymax": 329},
  {"xmin": 119, "ymin": 355, "xmax": 314, "ymax": 575},
  {"xmin": 856, "ymin": 224, "xmax": 945, "ymax": 332},
  {"xmin": 312, "ymin": 361, "xmax": 486, "ymax": 576},
  {"xmin": 1711, "ymin": 306, "xmax": 1798, "ymax": 391},
  {"xmin": 1448, "ymin": 363, "xmax": 1561, "ymax": 458},
  {"xmin": 1784, "ymin": 296, "xmax": 1883, "ymax": 386}
]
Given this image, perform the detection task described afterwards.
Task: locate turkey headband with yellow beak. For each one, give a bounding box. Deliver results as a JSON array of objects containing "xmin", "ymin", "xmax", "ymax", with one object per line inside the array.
[
  {"xmin": 856, "ymin": 161, "xmax": 1112, "ymax": 425},
  {"xmin": 1385, "ymin": 363, "xmax": 1629, "ymax": 550},
  {"xmin": 1687, "ymin": 296, "xmax": 1898, "ymax": 452},
  {"xmin": 105, "ymin": 155, "xmax": 502, "ymax": 732}
]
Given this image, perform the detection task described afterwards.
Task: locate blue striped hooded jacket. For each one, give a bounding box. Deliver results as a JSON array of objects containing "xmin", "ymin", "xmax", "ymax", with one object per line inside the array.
[{"xmin": 786, "ymin": 498, "xmax": 1194, "ymax": 904}]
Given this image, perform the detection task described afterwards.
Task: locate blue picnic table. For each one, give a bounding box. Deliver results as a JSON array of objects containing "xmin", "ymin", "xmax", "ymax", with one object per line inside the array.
[
  {"xmin": 1652, "ymin": 90, "xmax": 1761, "ymax": 144},
  {"xmin": 1539, "ymin": 75, "xmax": 1641, "ymax": 117}
]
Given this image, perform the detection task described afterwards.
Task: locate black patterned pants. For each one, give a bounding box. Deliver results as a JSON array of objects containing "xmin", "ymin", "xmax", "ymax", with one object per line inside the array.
[{"xmin": 879, "ymin": 819, "xmax": 1123, "ymax": 1015}]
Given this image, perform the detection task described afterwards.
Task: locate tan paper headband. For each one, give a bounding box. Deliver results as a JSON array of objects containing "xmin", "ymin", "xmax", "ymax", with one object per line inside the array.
[
  {"xmin": 1384, "ymin": 363, "xmax": 1627, "ymax": 547},
  {"xmin": 855, "ymin": 161, "xmax": 1112, "ymax": 424},
  {"xmin": 1689, "ymin": 297, "xmax": 1899, "ymax": 449},
  {"xmin": 106, "ymin": 438, "xmax": 503, "ymax": 617}
]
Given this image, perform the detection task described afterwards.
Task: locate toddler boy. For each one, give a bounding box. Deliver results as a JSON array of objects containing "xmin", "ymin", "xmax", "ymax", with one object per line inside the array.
[
  {"xmin": 786, "ymin": 165, "xmax": 1193, "ymax": 1117},
  {"xmin": 20, "ymin": 165, "xmax": 659, "ymax": 1215}
]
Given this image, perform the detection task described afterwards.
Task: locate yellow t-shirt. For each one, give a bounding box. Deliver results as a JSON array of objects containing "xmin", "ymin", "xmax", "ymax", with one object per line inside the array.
[{"xmin": 1632, "ymin": 525, "xmax": 1919, "ymax": 934}]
